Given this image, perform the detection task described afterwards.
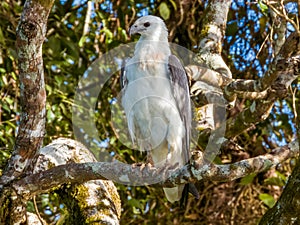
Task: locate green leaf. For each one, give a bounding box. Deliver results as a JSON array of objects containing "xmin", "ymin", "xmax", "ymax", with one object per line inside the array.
[
  {"xmin": 26, "ymin": 201, "xmax": 35, "ymax": 213},
  {"xmin": 61, "ymin": 37, "xmax": 80, "ymax": 59},
  {"xmin": 0, "ymin": 27, "xmax": 5, "ymax": 45},
  {"xmin": 47, "ymin": 35, "xmax": 62, "ymax": 57},
  {"xmin": 159, "ymin": 2, "xmax": 170, "ymax": 20},
  {"xmin": 4, "ymin": 97, "xmax": 14, "ymax": 105},
  {"xmin": 240, "ymin": 173, "xmax": 256, "ymax": 185},
  {"xmin": 169, "ymin": 0, "xmax": 177, "ymax": 11},
  {"xmin": 213, "ymin": 156, "xmax": 222, "ymax": 164},
  {"xmin": 128, "ymin": 198, "xmax": 144, "ymax": 212},
  {"xmin": 47, "ymin": 109, "xmax": 56, "ymax": 123},
  {"xmin": 4, "ymin": 121, "xmax": 16, "ymax": 129},
  {"xmin": 259, "ymin": 193, "xmax": 275, "ymax": 208},
  {"xmin": 2, "ymin": 102, "xmax": 11, "ymax": 113},
  {"xmin": 78, "ymin": 35, "xmax": 87, "ymax": 47},
  {"xmin": 1, "ymin": 2, "xmax": 9, "ymax": 10},
  {"xmin": 54, "ymin": 75, "xmax": 63, "ymax": 86},
  {"xmin": 101, "ymin": 27, "xmax": 113, "ymax": 45},
  {"xmin": 0, "ymin": 68, "xmax": 6, "ymax": 74},
  {"xmin": 226, "ymin": 21, "xmax": 238, "ymax": 36},
  {"xmin": 258, "ymin": 0, "xmax": 268, "ymax": 16},
  {"xmin": 264, "ymin": 171, "xmax": 287, "ymax": 187},
  {"xmin": 264, "ymin": 177, "xmax": 285, "ymax": 187}
]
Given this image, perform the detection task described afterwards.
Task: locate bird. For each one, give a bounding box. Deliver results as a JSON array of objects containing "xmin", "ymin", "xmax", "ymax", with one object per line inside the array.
[{"xmin": 120, "ymin": 15, "xmax": 199, "ymax": 203}]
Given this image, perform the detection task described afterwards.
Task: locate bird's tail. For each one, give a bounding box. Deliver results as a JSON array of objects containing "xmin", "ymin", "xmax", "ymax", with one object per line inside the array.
[
  {"xmin": 163, "ymin": 185, "xmax": 184, "ymax": 203},
  {"xmin": 180, "ymin": 183, "xmax": 200, "ymax": 208},
  {"xmin": 163, "ymin": 183, "xmax": 199, "ymax": 205}
]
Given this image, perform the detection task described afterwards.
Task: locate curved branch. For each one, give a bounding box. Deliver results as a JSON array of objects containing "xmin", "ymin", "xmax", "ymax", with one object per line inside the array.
[
  {"xmin": 0, "ymin": 0, "xmax": 54, "ymax": 223},
  {"xmin": 190, "ymin": 32, "xmax": 300, "ymax": 104},
  {"xmin": 191, "ymin": 35, "xmax": 300, "ymax": 142},
  {"xmin": 196, "ymin": 0, "xmax": 233, "ymax": 78},
  {"xmin": 33, "ymin": 138, "xmax": 121, "ymax": 224},
  {"xmin": 0, "ymin": 138, "xmax": 121, "ymax": 224},
  {"xmin": 0, "ymin": 0, "xmax": 54, "ymax": 186},
  {"xmin": 8, "ymin": 139, "xmax": 299, "ymax": 200},
  {"xmin": 225, "ymin": 32, "xmax": 300, "ymax": 95}
]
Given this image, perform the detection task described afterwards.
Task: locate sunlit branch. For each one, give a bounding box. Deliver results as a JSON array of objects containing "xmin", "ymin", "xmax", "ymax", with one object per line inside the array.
[{"xmin": 6, "ymin": 139, "xmax": 299, "ymax": 200}]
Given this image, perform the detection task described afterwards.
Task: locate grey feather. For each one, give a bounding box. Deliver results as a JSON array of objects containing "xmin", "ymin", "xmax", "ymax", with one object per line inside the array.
[{"xmin": 168, "ymin": 54, "xmax": 191, "ymax": 163}]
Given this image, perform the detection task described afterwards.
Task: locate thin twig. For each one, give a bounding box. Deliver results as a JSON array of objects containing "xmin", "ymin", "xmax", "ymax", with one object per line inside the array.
[
  {"xmin": 33, "ymin": 195, "xmax": 45, "ymax": 225},
  {"xmin": 290, "ymin": 85, "xmax": 298, "ymax": 122},
  {"xmin": 266, "ymin": 0, "xmax": 300, "ymax": 34},
  {"xmin": 83, "ymin": 1, "xmax": 93, "ymax": 36},
  {"xmin": 256, "ymin": 33, "xmax": 270, "ymax": 58}
]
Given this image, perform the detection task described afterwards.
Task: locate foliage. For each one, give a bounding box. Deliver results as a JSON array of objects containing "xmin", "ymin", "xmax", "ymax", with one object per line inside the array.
[
  {"xmin": 0, "ymin": 0, "xmax": 22, "ymax": 171},
  {"xmin": 0, "ymin": 0, "xmax": 299, "ymax": 224}
]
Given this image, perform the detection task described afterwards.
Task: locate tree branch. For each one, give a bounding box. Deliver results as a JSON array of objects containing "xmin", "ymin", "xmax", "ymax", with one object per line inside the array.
[
  {"xmin": 195, "ymin": 0, "xmax": 233, "ymax": 78},
  {"xmin": 1, "ymin": 138, "xmax": 121, "ymax": 224},
  {"xmin": 0, "ymin": 0, "xmax": 54, "ymax": 187},
  {"xmin": 259, "ymin": 157, "xmax": 300, "ymax": 224},
  {"xmin": 34, "ymin": 138, "xmax": 121, "ymax": 224},
  {"xmin": 0, "ymin": 0, "xmax": 54, "ymax": 223},
  {"xmin": 7, "ymin": 138, "xmax": 298, "ymax": 200},
  {"xmin": 193, "ymin": 33, "xmax": 300, "ymax": 146},
  {"xmin": 225, "ymin": 32, "xmax": 300, "ymax": 96}
]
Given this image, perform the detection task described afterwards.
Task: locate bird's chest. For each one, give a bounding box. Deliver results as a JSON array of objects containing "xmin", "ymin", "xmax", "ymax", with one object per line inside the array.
[
  {"xmin": 125, "ymin": 52, "xmax": 172, "ymax": 97},
  {"xmin": 122, "ymin": 57, "xmax": 175, "ymax": 119},
  {"xmin": 123, "ymin": 68, "xmax": 174, "ymax": 109},
  {"xmin": 122, "ymin": 43, "xmax": 177, "ymax": 120},
  {"xmin": 127, "ymin": 54, "xmax": 169, "ymax": 80}
]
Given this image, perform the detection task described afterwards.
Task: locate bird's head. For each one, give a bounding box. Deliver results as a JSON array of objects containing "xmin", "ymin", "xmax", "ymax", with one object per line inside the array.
[{"xmin": 129, "ymin": 15, "xmax": 168, "ymax": 41}]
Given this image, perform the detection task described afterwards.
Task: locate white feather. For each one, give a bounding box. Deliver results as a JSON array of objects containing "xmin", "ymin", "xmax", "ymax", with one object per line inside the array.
[{"xmin": 122, "ymin": 16, "xmax": 186, "ymax": 202}]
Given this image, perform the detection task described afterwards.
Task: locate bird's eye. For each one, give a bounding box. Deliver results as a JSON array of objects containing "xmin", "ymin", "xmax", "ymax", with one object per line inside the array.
[{"xmin": 143, "ymin": 22, "xmax": 150, "ymax": 27}]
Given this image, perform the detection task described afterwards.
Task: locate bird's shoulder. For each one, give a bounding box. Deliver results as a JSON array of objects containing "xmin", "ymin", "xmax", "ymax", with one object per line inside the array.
[
  {"xmin": 120, "ymin": 57, "xmax": 130, "ymax": 89},
  {"xmin": 168, "ymin": 54, "xmax": 189, "ymax": 88}
]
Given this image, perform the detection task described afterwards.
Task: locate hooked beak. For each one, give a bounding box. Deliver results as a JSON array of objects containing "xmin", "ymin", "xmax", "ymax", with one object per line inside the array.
[{"xmin": 129, "ymin": 25, "xmax": 138, "ymax": 36}]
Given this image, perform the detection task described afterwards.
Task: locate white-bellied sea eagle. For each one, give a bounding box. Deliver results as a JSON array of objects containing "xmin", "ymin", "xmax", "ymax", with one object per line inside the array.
[{"xmin": 120, "ymin": 15, "xmax": 199, "ymax": 204}]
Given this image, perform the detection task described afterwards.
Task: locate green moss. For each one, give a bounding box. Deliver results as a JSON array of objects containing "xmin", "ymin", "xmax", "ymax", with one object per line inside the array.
[
  {"xmin": 105, "ymin": 182, "xmax": 121, "ymax": 218},
  {"xmin": 73, "ymin": 185, "xmax": 89, "ymax": 210},
  {"xmin": 46, "ymin": 161, "xmax": 56, "ymax": 169},
  {"xmin": 35, "ymin": 0, "xmax": 55, "ymax": 10},
  {"xmin": 200, "ymin": 24, "xmax": 210, "ymax": 40},
  {"xmin": 69, "ymin": 184, "xmax": 121, "ymax": 223},
  {"xmin": 229, "ymin": 163, "xmax": 238, "ymax": 171}
]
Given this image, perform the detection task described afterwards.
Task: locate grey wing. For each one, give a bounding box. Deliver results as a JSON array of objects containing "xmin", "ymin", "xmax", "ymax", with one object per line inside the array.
[
  {"xmin": 169, "ymin": 55, "xmax": 199, "ymax": 204},
  {"xmin": 168, "ymin": 54, "xmax": 192, "ymax": 163},
  {"xmin": 120, "ymin": 58, "xmax": 128, "ymax": 90}
]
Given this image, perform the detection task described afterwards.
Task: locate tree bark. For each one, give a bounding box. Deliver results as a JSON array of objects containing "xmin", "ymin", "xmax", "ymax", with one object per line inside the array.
[
  {"xmin": 8, "ymin": 139, "xmax": 299, "ymax": 196},
  {"xmin": 32, "ymin": 138, "xmax": 121, "ymax": 224},
  {"xmin": 259, "ymin": 158, "xmax": 300, "ymax": 224},
  {"xmin": 0, "ymin": 0, "xmax": 53, "ymax": 188},
  {"xmin": 0, "ymin": 0, "xmax": 54, "ymax": 223},
  {"xmin": 0, "ymin": 1, "xmax": 121, "ymax": 224}
]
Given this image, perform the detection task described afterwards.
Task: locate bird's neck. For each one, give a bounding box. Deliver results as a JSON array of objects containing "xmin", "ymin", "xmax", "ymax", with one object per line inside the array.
[
  {"xmin": 139, "ymin": 32, "xmax": 168, "ymax": 42},
  {"xmin": 134, "ymin": 39, "xmax": 170, "ymax": 61},
  {"xmin": 134, "ymin": 32, "xmax": 170, "ymax": 60}
]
